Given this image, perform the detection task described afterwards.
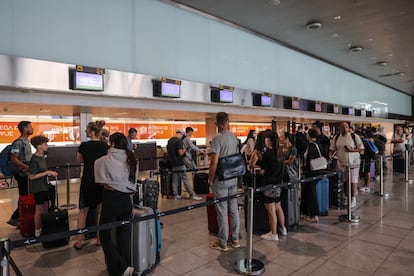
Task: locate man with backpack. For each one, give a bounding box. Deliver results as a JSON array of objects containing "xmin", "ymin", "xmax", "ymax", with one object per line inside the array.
[
  {"xmin": 329, "ymin": 122, "xmax": 364, "ymax": 208},
  {"xmin": 7, "ymin": 121, "xmax": 34, "ymax": 227}
]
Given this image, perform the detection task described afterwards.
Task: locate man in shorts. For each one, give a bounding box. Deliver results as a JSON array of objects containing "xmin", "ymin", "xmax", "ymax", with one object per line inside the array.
[{"xmin": 329, "ymin": 122, "xmax": 364, "ymax": 208}]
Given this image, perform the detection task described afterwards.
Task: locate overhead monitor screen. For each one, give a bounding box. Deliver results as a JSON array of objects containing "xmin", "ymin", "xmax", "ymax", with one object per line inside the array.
[
  {"xmin": 161, "ymin": 82, "xmax": 181, "ymax": 98},
  {"xmin": 261, "ymin": 95, "xmax": 271, "ymax": 106},
  {"xmin": 220, "ymin": 89, "xmax": 233, "ymax": 103},
  {"xmin": 73, "ymin": 71, "xmax": 104, "ymax": 91},
  {"xmin": 292, "ymin": 99, "xmax": 300, "ymax": 110},
  {"xmin": 315, "ymin": 103, "xmax": 322, "ymax": 112}
]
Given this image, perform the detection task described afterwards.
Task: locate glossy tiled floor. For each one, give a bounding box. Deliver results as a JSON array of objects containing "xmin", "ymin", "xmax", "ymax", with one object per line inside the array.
[{"xmin": 1, "ymin": 164, "xmax": 413, "ymax": 276}]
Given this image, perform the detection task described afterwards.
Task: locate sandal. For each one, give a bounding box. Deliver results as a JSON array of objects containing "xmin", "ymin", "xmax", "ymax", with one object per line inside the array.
[{"xmin": 73, "ymin": 241, "xmax": 88, "ymax": 250}]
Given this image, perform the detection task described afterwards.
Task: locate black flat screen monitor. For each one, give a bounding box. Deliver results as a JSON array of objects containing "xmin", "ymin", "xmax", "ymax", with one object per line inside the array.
[
  {"xmin": 70, "ymin": 71, "xmax": 104, "ymax": 91},
  {"xmin": 253, "ymin": 93, "xmax": 272, "ymax": 107},
  {"xmin": 292, "ymin": 99, "xmax": 300, "ymax": 110},
  {"xmin": 153, "ymin": 80, "xmax": 181, "ymax": 98},
  {"xmin": 211, "ymin": 88, "xmax": 233, "ymax": 103}
]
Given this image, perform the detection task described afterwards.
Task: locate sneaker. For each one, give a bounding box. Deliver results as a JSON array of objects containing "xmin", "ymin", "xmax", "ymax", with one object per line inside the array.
[
  {"xmin": 260, "ymin": 232, "xmax": 279, "ymax": 241},
  {"xmin": 190, "ymin": 195, "xmax": 202, "ymax": 201},
  {"xmin": 230, "ymin": 240, "xmax": 241, "ymax": 248},
  {"xmin": 210, "ymin": 241, "xmax": 230, "ymax": 252},
  {"xmin": 7, "ymin": 218, "xmax": 19, "ymax": 228},
  {"xmin": 174, "ymin": 195, "xmax": 182, "ymax": 200},
  {"xmin": 122, "ymin": 266, "xmax": 134, "ymax": 276},
  {"xmin": 359, "ymin": 187, "xmax": 370, "ymax": 192},
  {"xmin": 351, "ymin": 197, "xmax": 357, "ymax": 208},
  {"xmin": 280, "ymin": 227, "xmax": 288, "ymax": 236}
]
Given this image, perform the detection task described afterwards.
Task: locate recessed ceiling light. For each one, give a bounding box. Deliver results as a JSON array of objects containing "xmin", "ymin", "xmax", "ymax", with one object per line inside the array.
[
  {"xmin": 394, "ymin": 72, "xmax": 405, "ymax": 76},
  {"xmin": 366, "ymin": 38, "xmax": 373, "ymax": 42},
  {"xmin": 306, "ymin": 21, "xmax": 322, "ymax": 30},
  {"xmin": 268, "ymin": 0, "xmax": 281, "ymax": 6},
  {"xmin": 349, "ymin": 45, "xmax": 363, "ymax": 52},
  {"xmin": 371, "ymin": 56, "xmax": 377, "ymax": 60},
  {"xmin": 388, "ymin": 53, "xmax": 393, "ymax": 57},
  {"xmin": 334, "ymin": 15, "xmax": 341, "ymax": 20},
  {"xmin": 330, "ymin": 33, "xmax": 339, "ymax": 38},
  {"xmin": 376, "ymin": 61, "xmax": 388, "ymax": 66}
]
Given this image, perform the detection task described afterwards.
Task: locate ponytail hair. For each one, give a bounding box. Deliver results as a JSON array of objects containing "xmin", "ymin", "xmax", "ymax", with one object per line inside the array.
[
  {"xmin": 109, "ymin": 132, "xmax": 137, "ymax": 182},
  {"xmin": 87, "ymin": 120, "xmax": 106, "ymax": 138}
]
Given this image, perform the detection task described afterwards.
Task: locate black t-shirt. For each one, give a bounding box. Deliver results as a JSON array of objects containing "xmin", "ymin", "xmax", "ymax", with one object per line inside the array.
[
  {"xmin": 78, "ymin": 141, "xmax": 108, "ymax": 184},
  {"xmin": 261, "ymin": 149, "xmax": 285, "ymax": 184},
  {"xmin": 167, "ymin": 137, "xmax": 184, "ymax": 167}
]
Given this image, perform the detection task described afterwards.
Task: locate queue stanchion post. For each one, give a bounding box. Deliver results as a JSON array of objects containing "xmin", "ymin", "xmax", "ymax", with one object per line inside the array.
[
  {"xmin": 59, "ymin": 163, "xmax": 77, "ymax": 210},
  {"xmin": 339, "ymin": 166, "xmax": 360, "ymax": 223},
  {"xmin": 374, "ymin": 155, "xmax": 389, "ymax": 198},
  {"xmin": 403, "ymin": 150, "xmax": 413, "ymax": 183},
  {"xmin": 234, "ymin": 187, "xmax": 265, "ymax": 275},
  {"xmin": 0, "ymin": 238, "xmax": 10, "ymax": 276}
]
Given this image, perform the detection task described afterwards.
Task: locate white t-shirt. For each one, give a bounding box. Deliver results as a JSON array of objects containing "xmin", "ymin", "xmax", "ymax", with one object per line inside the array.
[{"xmin": 330, "ymin": 133, "xmax": 364, "ymax": 167}]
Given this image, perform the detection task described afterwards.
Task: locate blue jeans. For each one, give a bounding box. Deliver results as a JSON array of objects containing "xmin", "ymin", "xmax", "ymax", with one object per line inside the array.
[{"xmin": 212, "ymin": 178, "xmax": 240, "ymax": 245}]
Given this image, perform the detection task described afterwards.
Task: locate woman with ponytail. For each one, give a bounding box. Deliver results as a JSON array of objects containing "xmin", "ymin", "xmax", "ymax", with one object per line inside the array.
[{"xmin": 74, "ymin": 120, "xmax": 108, "ymax": 249}]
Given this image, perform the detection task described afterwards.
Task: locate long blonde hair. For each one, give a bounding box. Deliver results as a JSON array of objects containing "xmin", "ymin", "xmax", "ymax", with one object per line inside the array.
[{"xmin": 87, "ymin": 120, "xmax": 106, "ymax": 139}]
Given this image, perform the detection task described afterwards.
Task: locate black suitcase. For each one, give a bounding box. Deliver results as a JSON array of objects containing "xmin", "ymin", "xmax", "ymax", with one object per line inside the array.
[
  {"xmin": 281, "ymin": 185, "xmax": 300, "ymax": 231},
  {"xmin": 193, "ymin": 173, "xmax": 209, "ymax": 194},
  {"xmin": 142, "ymin": 179, "xmax": 159, "ymax": 210},
  {"xmin": 160, "ymin": 168, "xmax": 181, "ymax": 198},
  {"xmin": 41, "ymin": 176, "xmax": 69, "ymax": 248},
  {"xmin": 84, "ymin": 207, "xmax": 97, "ymax": 240},
  {"xmin": 245, "ymin": 192, "xmax": 270, "ymax": 234},
  {"xmin": 324, "ymin": 170, "xmax": 343, "ymax": 210}
]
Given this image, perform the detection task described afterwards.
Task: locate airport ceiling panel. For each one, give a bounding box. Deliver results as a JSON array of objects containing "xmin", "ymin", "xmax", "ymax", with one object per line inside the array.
[{"xmin": 169, "ymin": 0, "xmax": 414, "ymax": 94}]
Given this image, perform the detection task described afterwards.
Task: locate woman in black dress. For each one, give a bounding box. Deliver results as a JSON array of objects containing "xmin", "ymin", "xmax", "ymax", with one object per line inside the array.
[
  {"xmin": 73, "ymin": 120, "xmax": 108, "ymax": 249},
  {"xmin": 301, "ymin": 128, "xmax": 326, "ymax": 223}
]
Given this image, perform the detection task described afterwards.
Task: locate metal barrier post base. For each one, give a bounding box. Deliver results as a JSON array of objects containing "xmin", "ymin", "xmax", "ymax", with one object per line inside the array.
[
  {"xmin": 234, "ymin": 259, "xmax": 265, "ymax": 276},
  {"xmin": 338, "ymin": 214, "xmax": 360, "ymax": 223},
  {"xmin": 59, "ymin": 203, "xmax": 77, "ymax": 210},
  {"xmin": 373, "ymin": 192, "xmax": 390, "ymax": 198}
]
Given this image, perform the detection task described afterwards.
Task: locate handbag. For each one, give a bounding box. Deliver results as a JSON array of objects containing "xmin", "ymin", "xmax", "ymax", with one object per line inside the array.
[
  {"xmin": 309, "ymin": 142, "xmax": 328, "ymax": 171},
  {"xmin": 216, "ymin": 153, "xmax": 246, "ymax": 181}
]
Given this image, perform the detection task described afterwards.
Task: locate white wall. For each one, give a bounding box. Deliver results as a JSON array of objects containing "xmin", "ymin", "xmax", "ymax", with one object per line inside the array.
[{"xmin": 0, "ymin": 0, "xmax": 410, "ymax": 115}]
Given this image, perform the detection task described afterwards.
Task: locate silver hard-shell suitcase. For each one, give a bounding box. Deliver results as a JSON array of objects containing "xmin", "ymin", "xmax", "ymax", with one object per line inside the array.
[{"xmin": 130, "ymin": 206, "xmax": 157, "ymax": 274}]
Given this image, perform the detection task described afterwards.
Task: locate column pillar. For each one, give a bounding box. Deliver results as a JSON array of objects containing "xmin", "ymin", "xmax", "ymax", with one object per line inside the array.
[
  {"xmin": 205, "ymin": 117, "xmax": 217, "ymax": 148},
  {"xmin": 79, "ymin": 112, "xmax": 92, "ymax": 142}
]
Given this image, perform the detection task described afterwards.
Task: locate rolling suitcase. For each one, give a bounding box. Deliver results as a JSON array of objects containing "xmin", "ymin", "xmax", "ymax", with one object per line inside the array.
[
  {"xmin": 327, "ymin": 170, "xmax": 343, "ymax": 209},
  {"xmin": 316, "ymin": 176, "xmax": 329, "ymax": 216},
  {"xmin": 206, "ymin": 193, "xmax": 231, "ymax": 234},
  {"xmin": 193, "ymin": 172, "xmax": 209, "ymax": 194},
  {"xmin": 142, "ymin": 179, "xmax": 159, "ymax": 210},
  {"xmin": 281, "ymin": 184, "xmax": 300, "ymax": 231},
  {"xmin": 41, "ymin": 176, "xmax": 69, "ymax": 248},
  {"xmin": 160, "ymin": 168, "xmax": 181, "ymax": 198},
  {"xmin": 127, "ymin": 183, "xmax": 161, "ymax": 274},
  {"xmin": 244, "ymin": 192, "xmax": 270, "ymax": 234},
  {"xmin": 19, "ymin": 177, "xmax": 35, "ymax": 237}
]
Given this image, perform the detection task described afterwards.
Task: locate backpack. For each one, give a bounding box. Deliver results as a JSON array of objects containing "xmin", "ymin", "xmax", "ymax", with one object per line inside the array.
[
  {"xmin": 0, "ymin": 144, "xmax": 14, "ymax": 176},
  {"xmin": 363, "ymin": 138, "xmax": 379, "ymax": 160},
  {"xmin": 0, "ymin": 139, "xmax": 23, "ymax": 177}
]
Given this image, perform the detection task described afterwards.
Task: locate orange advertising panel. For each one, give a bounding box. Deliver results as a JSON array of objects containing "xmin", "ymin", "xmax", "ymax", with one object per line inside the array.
[
  {"xmin": 0, "ymin": 121, "xmax": 80, "ymax": 143},
  {"xmin": 116, "ymin": 123, "xmax": 206, "ymax": 139},
  {"xmin": 229, "ymin": 123, "xmax": 271, "ymax": 136}
]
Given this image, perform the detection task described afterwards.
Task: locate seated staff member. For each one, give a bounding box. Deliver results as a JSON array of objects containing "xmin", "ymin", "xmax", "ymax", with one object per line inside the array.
[
  {"xmin": 28, "ymin": 135, "xmax": 58, "ymax": 237},
  {"xmin": 94, "ymin": 132, "xmax": 137, "ymax": 276}
]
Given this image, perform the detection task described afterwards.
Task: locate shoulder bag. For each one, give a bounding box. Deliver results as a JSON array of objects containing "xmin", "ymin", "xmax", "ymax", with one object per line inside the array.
[
  {"xmin": 217, "ymin": 152, "xmax": 246, "ymax": 181},
  {"xmin": 309, "ymin": 142, "xmax": 328, "ymax": 171}
]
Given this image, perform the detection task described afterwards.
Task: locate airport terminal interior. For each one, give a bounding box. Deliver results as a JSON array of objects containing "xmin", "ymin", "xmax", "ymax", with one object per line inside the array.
[
  {"xmin": 0, "ymin": 160, "xmax": 413, "ymax": 275},
  {"xmin": 1, "ymin": 0, "xmax": 414, "ymax": 275}
]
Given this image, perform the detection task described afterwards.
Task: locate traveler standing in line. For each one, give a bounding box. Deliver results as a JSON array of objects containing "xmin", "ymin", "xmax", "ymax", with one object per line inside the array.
[
  {"xmin": 7, "ymin": 121, "xmax": 34, "ymax": 227},
  {"xmin": 301, "ymin": 128, "xmax": 326, "ymax": 223},
  {"xmin": 295, "ymin": 126, "xmax": 308, "ymax": 172},
  {"xmin": 240, "ymin": 129, "xmax": 256, "ymax": 162},
  {"xmin": 391, "ymin": 126, "xmax": 405, "ymax": 174},
  {"xmin": 208, "ymin": 112, "xmax": 241, "ymax": 251},
  {"xmin": 167, "ymin": 129, "xmax": 202, "ymax": 200},
  {"xmin": 95, "ymin": 132, "xmax": 137, "ymax": 276},
  {"xmin": 258, "ymin": 131, "xmax": 288, "ymax": 240},
  {"xmin": 182, "ymin": 127, "xmax": 206, "ymax": 171},
  {"xmin": 73, "ymin": 120, "xmax": 108, "ymax": 249},
  {"xmin": 126, "ymin": 128, "xmax": 138, "ymax": 152},
  {"xmin": 329, "ymin": 122, "xmax": 364, "ymax": 208},
  {"xmin": 28, "ymin": 135, "xmax": 57, "ymax": 237},
  {"xmin": 281, "ymin": 132, "xmax": 298, "ymax": 180}
]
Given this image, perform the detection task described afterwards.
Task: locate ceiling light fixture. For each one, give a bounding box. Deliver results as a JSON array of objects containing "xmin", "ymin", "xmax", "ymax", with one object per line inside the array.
[
  {"xmin": 376, "ymin": 61, "xmax": 388, "ymax": 66},
  {"xmin": 306, "ymin": 21, "xmax": 322, "ymax": 30},
  {"xmin": 349, "ymin": 45, "xmax": 363, "ymax": 52},
  {"xmin": 334, "ymin": 15, "xmax": 341, "ymax": 20},
  {"xmin": 268, "ymin": 0, "xmax": 281, "ymax": 6},
  {"xmin": 394, "ymin": 72, "xmax": 405, "ymax": 76}
]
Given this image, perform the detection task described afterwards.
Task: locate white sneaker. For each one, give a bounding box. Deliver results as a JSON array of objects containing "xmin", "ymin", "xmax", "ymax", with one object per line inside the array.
[
  {"xmin": 351, "ymin": 197, "xmax": 357, "ymax": 208},
  {"xmin": 174, "ymin": 195, "xmax": 182, "ymax": 200},
  {"xmin": 260, "ymin": 232, "xmax": 279, "ymax": 241},
  {"xmin": 359, "ymin": 187, "xmax": 370, "ymax": 192},
  {"xmin": 122, "ymin": 267, "xmax": 134, "ymax": 276},
  {"xmin": 280, "ymin": 227, "xmax": 288, "ymax": 236},
  {"xmin": 191, "ymin": 195, "xmax": 202, "ymax": 201}
]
